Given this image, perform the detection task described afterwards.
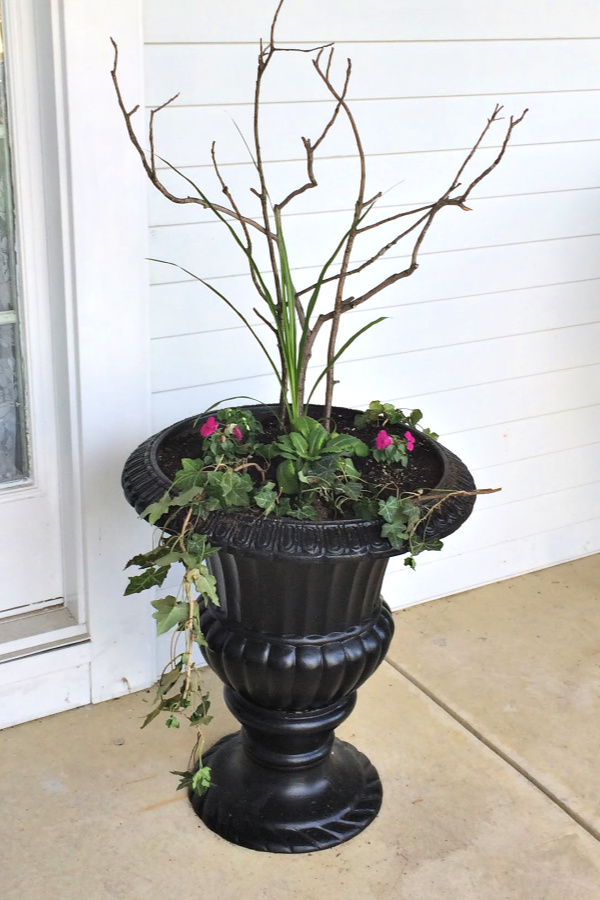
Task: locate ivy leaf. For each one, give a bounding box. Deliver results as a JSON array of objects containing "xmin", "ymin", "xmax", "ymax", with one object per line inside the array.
[
  {"xmin": 172, "ymin": 458, "xmax": 209, "ymax": 493},
  {"xmin": 225, "ymin": 471, "xmax": 254, "ymax": 506},
  {"xmin": 336, "ymin": 480, "xmax": 363, "ymax": 501},
  {"xmin": 206, "ymin": 469, "xmax": 253, "ymax": 507},
  {"xmin": 275, "ymin": 496, "xmax": 292, "ymax": 516},
  {"xmin": 378, "ymin": 496, "xmax": 404, "ymax": 524},
  {"xmin": 165, "ymin": 715, "xmax": 180, "ymax": 729},
  {"xmin": 125, "ymin": 565, "xmax": 171, "ymax": 595},
  {"xmin": 381, "ymin": 520, "xmax": 410, "ymax": 548},
  {"xmin": 287, "ymin": 503, "xmax": 318, "ymax": 519},
  {"xmin": 191, "ymin": 766, "xmax": 212, "ymax": 795},
  {"xmin": 172, "ymin": 770, "xmax": 194, "ymax": 791},
  {"xmin": 186, "ymin": 533, "xmax": 208, "ymax": 557},
  {"xmin": 410, "ymin": 536, "xmax": 444, "ymax": 556},
  {"xmin": 378, "ymin": 496, "xmax": 422, "ymax": 549},
  {"xmin": 339, "ymin": 458, "xmax": 360, "ymax": 480},
  {"xmin": 254, "ymin": 481, "xmax": 278, "ymax": 515},
  {"xmin": 189, "ymin": 568, "xmax": 219, "ymax": 605},
  {"xmin": 156, "ymin": 666, "xmax": 182, "ymax": 697},
  {"xmin": 125, "ymin": 546, "xmax": 180, "ymax": 569},
  {"xmin": 170, "ymin": 485, "xmax": 208, "ymax": 508},
  {"xmin": 141, "ymin": 492, "xmax": 173, "ymax": 526},
  {"xmin": 141, "ymin": 700, "xmax": 167, "ymax": 729},
  {"xmin": 190, "ymin": 694, "xmax": 212, "ymax": 726},
  {"xmin": 150, "ymin": 595, "xmax": 189, "ymax": 635},
  {"xmin": 354, "ymin": 498, "xmax": 379, "ymax": 520},
  {"xmin": 302, "ymin": 456, "xmax": 337, "ymax": 487},
  {"xmin": 193, "ymin": 496, "xmax": 224, "ymax": 519}
]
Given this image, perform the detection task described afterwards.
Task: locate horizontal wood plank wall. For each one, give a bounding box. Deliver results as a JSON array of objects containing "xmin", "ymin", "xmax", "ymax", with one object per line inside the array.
[{"xmin": 142, "ymin": 0, "xmax": 600, "ymax": 608}]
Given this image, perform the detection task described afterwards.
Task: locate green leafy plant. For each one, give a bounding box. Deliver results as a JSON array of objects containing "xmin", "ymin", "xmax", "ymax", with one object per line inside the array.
[{"xmin": 269, "ymin": 415, "xmax": 367, "ymax": 498}]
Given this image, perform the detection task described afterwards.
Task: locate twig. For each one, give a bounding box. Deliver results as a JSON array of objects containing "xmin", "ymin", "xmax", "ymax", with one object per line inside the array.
[
  {"xmin": 210, "ymin": 142, "xmax": 268, "ymax": 302},
  {"xmin": 110, "ymin": 38, "xmax": 268, "ymax": 236},
  {"xmin": 274, "ymin": 57, "xmax": 351, "ymax": 213}
]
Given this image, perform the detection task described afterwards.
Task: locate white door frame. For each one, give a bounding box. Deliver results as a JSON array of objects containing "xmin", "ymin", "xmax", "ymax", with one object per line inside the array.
[{"xmin": 0, "ymin": 0, "xmax": 156, "ymax": 726}]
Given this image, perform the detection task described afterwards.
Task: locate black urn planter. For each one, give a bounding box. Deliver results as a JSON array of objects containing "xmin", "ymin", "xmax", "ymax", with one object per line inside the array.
[{"xmin": 122, "ymin": 406, "xmax": 476, "ymax": 853}]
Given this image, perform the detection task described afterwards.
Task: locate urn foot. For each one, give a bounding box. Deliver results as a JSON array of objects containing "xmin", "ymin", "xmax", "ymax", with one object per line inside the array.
[{"xmin": 189, "ymin": 689, "xmax": 383, "ymax": 853}]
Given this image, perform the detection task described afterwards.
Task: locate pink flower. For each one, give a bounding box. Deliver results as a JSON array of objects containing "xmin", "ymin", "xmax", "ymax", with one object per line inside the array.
[
  {"xmin": 404, "ymin": 431, "xmax": 415, "ymax": 452},
  {"xmin": 200, "ymin": 416, "xmax": 218, "ymax": 438},
  {"xmin": 375, "ymin": 430, "xmax": 394, "ymax": 451},
  {"xmin": 232, "ymin": 425, "xmax": 243, "ymax": 442}
]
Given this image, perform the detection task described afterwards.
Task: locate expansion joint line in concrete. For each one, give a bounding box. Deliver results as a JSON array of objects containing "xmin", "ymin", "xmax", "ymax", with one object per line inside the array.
[{"xmin": 384, "ymin": 657, "xmax": 600, "ymax": 845}]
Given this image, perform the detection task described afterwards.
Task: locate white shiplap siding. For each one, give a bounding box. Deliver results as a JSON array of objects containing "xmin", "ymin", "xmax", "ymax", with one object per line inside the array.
[{"xmin": 143, "ymin": 0, "xmax": 600, "ymax": 607}]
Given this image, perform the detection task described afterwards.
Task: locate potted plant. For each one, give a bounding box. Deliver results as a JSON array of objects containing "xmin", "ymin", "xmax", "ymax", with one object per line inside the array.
[{"xmin": 115, "ymin": 0, "xmax": 524, "ymax": 853}]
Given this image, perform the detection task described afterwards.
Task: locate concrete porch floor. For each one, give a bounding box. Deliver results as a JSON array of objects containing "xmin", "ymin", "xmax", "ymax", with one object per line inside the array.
[{"xmin": 2, "ymin": 554, "xmax": 600, "ymax": 899}]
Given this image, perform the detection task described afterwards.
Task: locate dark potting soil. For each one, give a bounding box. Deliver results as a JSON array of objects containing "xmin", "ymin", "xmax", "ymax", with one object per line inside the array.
[{"xmin": 156, "ymin": 407, "xmax": 444, "ymax": 520}]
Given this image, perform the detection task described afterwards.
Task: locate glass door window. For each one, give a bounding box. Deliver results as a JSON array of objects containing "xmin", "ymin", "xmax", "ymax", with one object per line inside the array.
[{"xmin": 0, "ymin": 20, "xmax": 27, "ymax": 485}]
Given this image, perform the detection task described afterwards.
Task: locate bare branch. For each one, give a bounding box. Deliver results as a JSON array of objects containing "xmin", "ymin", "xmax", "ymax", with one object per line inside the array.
[
  {"xmin": 448, "ymin": 104, "xmax": 505, "ymax": 193},
  {"xmin": 253, "ymin": 307, "xmax": 278, "ymax": 335},
  {"xmin": 271, "ymin": 43, "xmax": 335, "ymax": 56},
  {"xmin": 274, "ymin": 137, "xmax": 318, "ymax": 211},
  {"xmin": 252, "ymin": 17, "xmax": 283, "ymax": 311},
  {"xmin": 356, "ymin": 202, "xmax": 438, "ymax": 235},
  {"xmin": 269, "ymin": 0, "xmax": 285, "ymax": 46},
  {"xmin": 149, "ymin": 93, "xmax": 180, "ymax": 176},
  {"xmin": 307, "ymin": 52, "xmax": 367, "ymax": 420},
  {"xmin": 460, "ymin": 108, "xmax": 528, "ymax": 202},
  {"xmin": 110, "ymin": 38, "xmax": 269, "ymax": 236},
  {"xmin": 210, "ymin": 142, "xmax": 251, "ymax": 246},
  {"xmin": 297, "ymin": 106, "xmax": 527, "ymax": 314},
  {"xmin": 275, "ymin": 54, "xmax": 351, "ymax": 214},
  {"xmin": 210, "ymin": 142, "xmax": 268, "ymax": 302},
  {"xmin": 343, "ymin": 108, "xmax": 528, "ymax": 309}
]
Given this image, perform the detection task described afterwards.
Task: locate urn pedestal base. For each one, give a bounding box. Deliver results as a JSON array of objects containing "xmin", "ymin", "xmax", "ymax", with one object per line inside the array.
[{"xmin": 190, "ymin": 688, "xmax": 382, "ymax": 853}]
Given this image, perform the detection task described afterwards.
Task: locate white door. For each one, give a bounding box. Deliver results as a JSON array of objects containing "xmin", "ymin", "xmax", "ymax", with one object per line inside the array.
[
  {"xmin": 0, "ymin": 3, "xmax": 65, "ymax": 618},
  {"xmin": 0, "ymin": 0, "xmax": 157, "ymax": 729}
]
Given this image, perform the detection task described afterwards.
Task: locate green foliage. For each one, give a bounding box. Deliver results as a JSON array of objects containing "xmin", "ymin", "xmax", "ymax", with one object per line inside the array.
[
  {"xmin": 378, "ymin": 496, "xmax": 421, "ymax": 548},
  {"xmin": 354, "ymin": 400, "xmax": 432, "ymax": 433},
  {"xmin": 269, "ymin": 415, "xmax": 368, "ymax": 506},
  {"xmin": 172, "ymin": 765, "xmax": 212, "ymax": 795},
  {"xmin": 150, "ymin": 595, "xmax": 189, "ymax": 635},
  {"xmin": 254, "ymin": 481, "xmax": 278, "ymax": 514},
  {"xmin": 126, "ymin": 527, "xmax": 220, "ymax": 789},
  {"xmin": 372, "ymin": 440, "xmax": 410, "ymax": 467},
  {"xmin": 124, "ymin": 565, "xmax": 170, "ymax": 595}
]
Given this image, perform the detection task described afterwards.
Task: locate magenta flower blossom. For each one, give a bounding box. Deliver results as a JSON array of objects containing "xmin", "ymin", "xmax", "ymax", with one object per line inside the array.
[
  {"xmin": 200, "ymin": 416, "xmax": 218, "ymax": 438},
  {"xmin": 232, "ymin": 425, "xmax": 243, "ymax": 442},
  {"xmin": 375, "ymin": 430, "xmax": 394, "ymax": 451},
  {"xmin": 404, "ymin": 431, "xmax": 415, "ymax": 452}
]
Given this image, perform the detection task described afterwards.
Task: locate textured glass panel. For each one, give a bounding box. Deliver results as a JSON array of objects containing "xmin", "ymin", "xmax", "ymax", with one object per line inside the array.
[
  {"xmin": 0, "ymin": 14, "xmax": 27, "ymax": 483},
  {"xmin": 0, "ymin": 322, "xmax": 25, "ymax": 480},
  {"xmin": 0, "ymin": 26, "xmax": 15, "ymax": 315}
]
